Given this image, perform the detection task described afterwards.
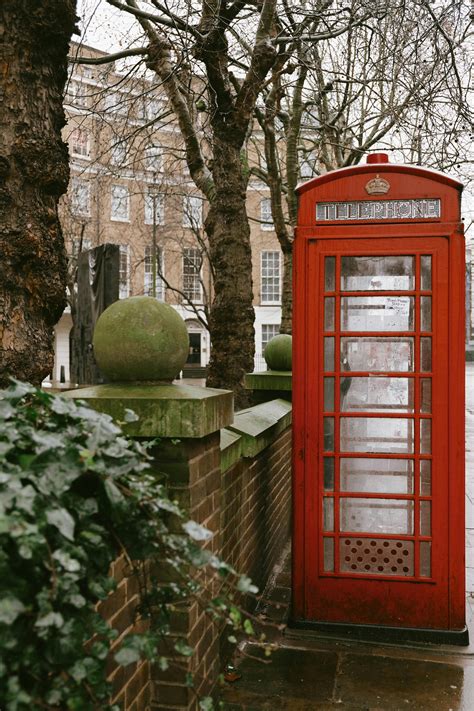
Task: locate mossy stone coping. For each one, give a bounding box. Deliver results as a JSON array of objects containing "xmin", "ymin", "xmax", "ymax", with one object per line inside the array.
[
  {"xmin": 63, "ymin": 383, "xmax": 234, "ymax": 439},
  {"xmin": 93, "ymin": 296, "xmax": 189, "ymax": 382},
  {"xmin": 244, "ymin": 371, "xmax": 292, "ymax": 391},
  {"xmin": 264, "ymin": 334, "xmax": 292, "ymax": 371},
  {"xmin": 221, "ymin": 398, "xmax": 292, "ymax": 461}
]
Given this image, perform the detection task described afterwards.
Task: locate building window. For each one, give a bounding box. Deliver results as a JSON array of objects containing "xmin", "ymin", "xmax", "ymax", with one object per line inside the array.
[
  {"xmin": 145, "ymin": 144, "xmax": 162, "ymax": 172},
  {"xmin": 71, "ymin": 178, "xmax": 91, "ymax": 217},
  {"xmin": 183, "ymin": 196, "xmax": 203, "ymax": 228},
  {"xmin": 111, "ymin": 184, "xmax": 130, "ymax": 222},
  {"xmin": 119, "ymin": 245, "xmax": 130, "ymax": 299},
  {"xmin": 71, "ymin": 238, "xmax": 91, "ymax": 258},
  {"xmin": 110, "ymin": 139, "xmax": 127, "ymax": 166},
  {"xmin": 144, "ymin": 246, "xmax": 164, "ymax": 300},
  {"xmin": 261, "ymin": 250, "xmax": 281, "ymax": 303},
  {"xmin": 262, "ymin": 324, "xmax": 280, "ymax": 351},
  {"xmin": 144, "ymin": 191, "xmax": 164, "ymax": 225},
  {"xmin": 182, "ymin": 248, "xmax": 202, "ymax": 302},
  {"xmin": 66, "ymin": 80, "xmax": 87, "ymax": 108},
  {"xmin": 260, "ymin": 197, "xmax": 274, "ymax": 230},
  {"xmin": 104, "ymin": 91, "xmax": 128, "ymax": 116},
  {"xmin": 82, "ymin": 66, "xmax": 93, "ymax": 80},
  {"xmin": 144, "ymin": 96, "xmax": 165, "ymax": 121},
  {"xmin": 69, "ymin": 129, "xmax": 90, "ymax": 158}
]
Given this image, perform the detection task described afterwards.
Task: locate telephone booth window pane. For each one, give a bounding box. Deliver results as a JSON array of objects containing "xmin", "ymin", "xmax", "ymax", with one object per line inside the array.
[
  {"xmin": 340, "ymin": 458, "xmax": 414, "ymax": 494},
  {"xmin": 421, "ymin": 338, "xmax": 432, "ymax": 372},
  {"xmin": 340, "ymin": 498, "xmax": 414, "ymax": 535},
  {"xmin": 341, "ymin": 256, "xmax": 414, "ymax": 291},
  {"xmin": 323, "ymin": 538, "xmax": 334, "ymax": 572},
  {"xmin": 421, "ymin": 379, "xmax": 432, "ymax": 413},
  {"xmin": 324, "ymin": 458, "xmax": 335, "ymax": 491},
  {"xmin": 420, "ymin": 501, "xmax": 431, "ymax": 536},
  {"xmin": 324, "ymin": 378, "xmax": 335, "ymax": 411},
  {"xmin": 341, "ymin": 377, "xmax": 414, "ymax": 413},
  {"xmin": 421, "ymin": 256, "xmax": 432, "ymax": 290},
  {"xmin": 420, "ymin": 541, "xmax": 431, "ymax": 577},
  {"xmin": 325, "ymin": 257, "xmax": 336, "ymax": 291},
  {"xmin": 421, "ymin": 297, "xmax": 432, "ymax": 331},
  {"xmin": 420, "ymin": 419, "xmax": 432, "ymax": 453},
  {"xmin": 341, "ymin": 337, "xmax": 414, "ymax": 371},
  {"xmin": 341, "ymin": 297, "xmax": 414, "ymax": 331},
  {"xmin": 323, "ymin": 498, "xmax": 334, "ymax": 531},
  {"xmin": 324, "ymin": 337, "xmax": 335, "ymax": 371},
  {"xmin": 325, "ymin": 298, "xmax": 335, "ymax": 330},
  {"xmin": 340, "ymin": 417, "xmax": 414, "ymax": 453},
  {"xmin": 340, "ymin": 538, "xmax": 414, "ymax": 576},
  {"xmin": 420, "ymin": 460, "xmax": 432, "ymax": 495},
  {"xmin": 324, "ymin": 418, "xmax": 335, "ymax": 452}
]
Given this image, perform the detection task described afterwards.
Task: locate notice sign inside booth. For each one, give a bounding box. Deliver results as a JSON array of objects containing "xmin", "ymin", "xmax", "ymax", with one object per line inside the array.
[{"xmin": 316, "ymin": 198, "xmax": 441, "ymax": 222}]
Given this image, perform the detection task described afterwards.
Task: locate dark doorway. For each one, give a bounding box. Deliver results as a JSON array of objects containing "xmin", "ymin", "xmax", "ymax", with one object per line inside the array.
[{"xmin": 187, "ymin": 332, "xmax": 201, "ymax": 365}]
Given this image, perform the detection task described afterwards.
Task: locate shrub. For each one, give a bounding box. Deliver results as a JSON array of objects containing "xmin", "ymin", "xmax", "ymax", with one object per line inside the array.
[{"xmin": 0, "ymin": 381, "xmax": 257, "ymax": 710}]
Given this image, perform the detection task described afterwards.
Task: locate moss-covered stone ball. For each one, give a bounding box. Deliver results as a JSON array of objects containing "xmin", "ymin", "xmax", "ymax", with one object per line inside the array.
[
  {"xmin": 264, "ymin": 334, "xmax": 292, "ymax": 371},
  {"xmin": 93, "ymin": 297, "xmax": 189, "ymax": 382}
]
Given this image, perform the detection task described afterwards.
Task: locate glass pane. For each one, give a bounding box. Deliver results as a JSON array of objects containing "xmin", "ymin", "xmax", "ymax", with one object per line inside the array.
[
  {"xmin": 340, "ymin": 417, "xmax": 414, "ymax": 453},
  {"xmin": 323, "ymin": 497, "xmax": 334, "ymax": 531},
  {"xmin": 340, "ymin": 498, "xmax": 414, "ymax": 535},
  {"xmin": 325, "ymin": 257, "xmax": 336, "ymax": 291},
  {"xmin": 421, "ymin": 296, "xmax": 432, "ymax": 331},
  {"xmin": 340, "ymin": 458, "xmax": 414, "ymax": 494},
  {"xmin": 420, "ymin": 460, "xmax": 431, "ymax": 495},
  {"xmin": 341, "ymin": 337, "xmax": 414, "ymax": 372},
  {"xmin": 323, "ymin": 538, "xmax": 334, "ymax": 572},
  {"xmin": 421, "ymin": 256, "xmax": 432, "ymax": 290},
  {"xmin": 420, "ymin": 541, "xmax": 431, "ymax": 577},
  {"xmin": 325, "ymin": 298, "xmax": 335, "ymax": 331},
  {"xmin": 324, "ymin": 377, "xmax": 335, "ymax": 411},
  {"xmin": 420, "ymin": 501, "xmax": 431, "ymax": 536},
  {"xmin": 324, "ymin": 458, "xmax": 335, "ymax": 491},
  {"xmin": 324, "ymin": 417, "xmax": 335, "ymax": 452},
  {"xmin": 341, "ymin": 377, "xmax": 414, "ymax": 413},
  {"xmin": 340, "ymin": 538, "xmax": 414, "ymax": 576},
  {"xmin": 324, "ymin": 337, "xmax": 335, "ymax": 371},
  {"xmin": 420, "ymin": 338, "xmax": 432, "ymax": 372},
  {"xmin": 341, "ymin": 297, "xmax": 414, "ymax": 331},
  {"xmin": 420, "ymin": 419, "xmax": 431, "ymax": 453},
  {"xmin": 341, "ymin": 256, "xmax": 415, "ymax": 291},
  {"xmin": 421, "ymin": 379, "xmax": 432, "ymax": 413}
]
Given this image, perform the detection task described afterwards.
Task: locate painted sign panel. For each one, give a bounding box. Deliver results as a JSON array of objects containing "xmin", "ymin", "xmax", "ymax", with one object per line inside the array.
[{"xmin": 316, "ymin": 198, "xmax": 441, "ymax": 222}]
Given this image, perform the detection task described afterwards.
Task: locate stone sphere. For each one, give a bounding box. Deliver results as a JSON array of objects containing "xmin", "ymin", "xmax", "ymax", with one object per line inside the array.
[
  {"xmin": 93, "ymin": 297, "xmax": 189, "ymax": 382},
  {"xmin": 264, "ymin": 334, "xmax": 292, "ymax": 371}
]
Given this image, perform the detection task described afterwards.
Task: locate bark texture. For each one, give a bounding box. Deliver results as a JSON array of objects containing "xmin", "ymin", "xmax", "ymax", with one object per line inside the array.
[
  {"xmin": 0, "ymin": 0, "xmax": 77, "ymax": 385},
  {"xmin": 205, "ymin": 138, "xmax": 255, "ymax": 402}
]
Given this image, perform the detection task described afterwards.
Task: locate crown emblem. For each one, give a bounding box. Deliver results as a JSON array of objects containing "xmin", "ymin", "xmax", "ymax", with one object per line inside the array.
[{"xmin": 365, "ymin": 174, "xmax": 390, "ymax": 195}]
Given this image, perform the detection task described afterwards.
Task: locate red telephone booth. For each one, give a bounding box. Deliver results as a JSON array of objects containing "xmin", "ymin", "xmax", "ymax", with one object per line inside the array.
[{"xmin": 292, "ymin": 154, "xmax": 467, "ymax": 644}]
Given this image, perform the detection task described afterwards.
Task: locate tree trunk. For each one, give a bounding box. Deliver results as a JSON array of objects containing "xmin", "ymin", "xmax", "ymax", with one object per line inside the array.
[
  {"xmin": 205, "ymin": 138, "xmax": 254, "ymax": 408},
  {"xmin": 280, "ymin": 244, "xmax": 293, "ymax": 335},
  {"xmin": 0, "ymin": 1, "xmax": 77, "ymax": 386}
]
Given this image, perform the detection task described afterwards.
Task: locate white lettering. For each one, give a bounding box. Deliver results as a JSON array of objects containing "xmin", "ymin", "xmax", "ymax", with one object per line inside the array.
[{"xmin": 315, "ymin": 199, "xmax": 441, "ymax": 222}]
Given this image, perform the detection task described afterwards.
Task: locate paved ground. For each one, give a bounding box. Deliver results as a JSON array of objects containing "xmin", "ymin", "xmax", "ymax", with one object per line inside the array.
[{"xmin": 221, "ymin": 366, "xmax": 474, "ymax": 710}]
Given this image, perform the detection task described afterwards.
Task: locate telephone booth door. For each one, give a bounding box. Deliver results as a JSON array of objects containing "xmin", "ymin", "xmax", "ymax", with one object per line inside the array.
[{"xmin": 292, "ymin": 156, "xmax": 467, "ymax": 643}]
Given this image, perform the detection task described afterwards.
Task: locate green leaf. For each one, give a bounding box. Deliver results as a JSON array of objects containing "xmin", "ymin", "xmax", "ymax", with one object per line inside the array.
[
  {"xmin": 35, "ymin": 612, "xmax": 64, "ymax": 628},
  {"xmin": 182, "ymin": 520, "xmax": 213, "ymax": 541},
  {"xmin": 199, "ymin": 697, "xmax": 214, "ymax": 711},
  {"xmin": 114, "ymin": 647, "xmax": 141, "ymax": 666},
  {"xmin": 174, "ymin": 639, "xmax": 194, "ymax": 657},
  {"xmin": 123, "ymin": 408, "xmax": 139, "ymax": 423},
  {"xmin": 237, "ymin": 575, "xmax": 258, "ymax": 594},
  {"xmin": 227, "ymin": 635, "xmax": 237, "ymax": 644},
  {"xmin": 47, "ymin": 508, "xmax": 76, "ymax": 541},
  {"xmin": 0, "ymin": 596, "xmax": 25, "ymax": 624},
  {"xmin": 104, "ymin": 478, "xmax": 125, "ymax": 505},
  {"xmin": 52, "ymin": 550, "xmax": 81, "ymax": 572},
  {"xmin": 243, "ymin": 619, "xmax": 255, "ymax": 636}
]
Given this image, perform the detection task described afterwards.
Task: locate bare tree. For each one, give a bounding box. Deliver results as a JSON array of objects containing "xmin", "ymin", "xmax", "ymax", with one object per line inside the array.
[
  {"xmin": 0, "ymin": 1, "xmax": 78, "ymax": 385},
  {"xmin": 254, "ymin": 0, "xmax": 473, "ymax": 332}
]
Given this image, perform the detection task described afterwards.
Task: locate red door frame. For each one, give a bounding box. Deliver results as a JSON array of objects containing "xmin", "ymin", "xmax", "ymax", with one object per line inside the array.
[{"xmin": 292, "ymin": 163, "xmax": 466, "ymax": 641}]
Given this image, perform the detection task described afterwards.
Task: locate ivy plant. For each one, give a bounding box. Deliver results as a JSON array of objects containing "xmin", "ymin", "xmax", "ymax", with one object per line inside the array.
[{"xmin": 0, "ymin": 381, "xmax": 258, "ymax": 710}]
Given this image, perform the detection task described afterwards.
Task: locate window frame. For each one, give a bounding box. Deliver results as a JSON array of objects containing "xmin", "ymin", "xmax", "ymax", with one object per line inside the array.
[
  {"xmin": 260, "ymin": 250, "xmax": 282, "ymax": 305},
  {"xmin": 110, "ymin": 184, "xmax": 130, "ymax": 222}
]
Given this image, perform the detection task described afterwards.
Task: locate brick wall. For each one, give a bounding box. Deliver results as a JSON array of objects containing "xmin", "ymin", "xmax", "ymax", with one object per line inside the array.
[{"xmin": 99, "ymin": 405, "xmax": 292, "ymax": 710}]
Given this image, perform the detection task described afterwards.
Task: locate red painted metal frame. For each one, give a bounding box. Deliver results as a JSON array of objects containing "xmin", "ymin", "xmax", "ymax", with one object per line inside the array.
[{"xmin": 292, "ymin": 161, "xmax": 465, "ymax": 632}]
